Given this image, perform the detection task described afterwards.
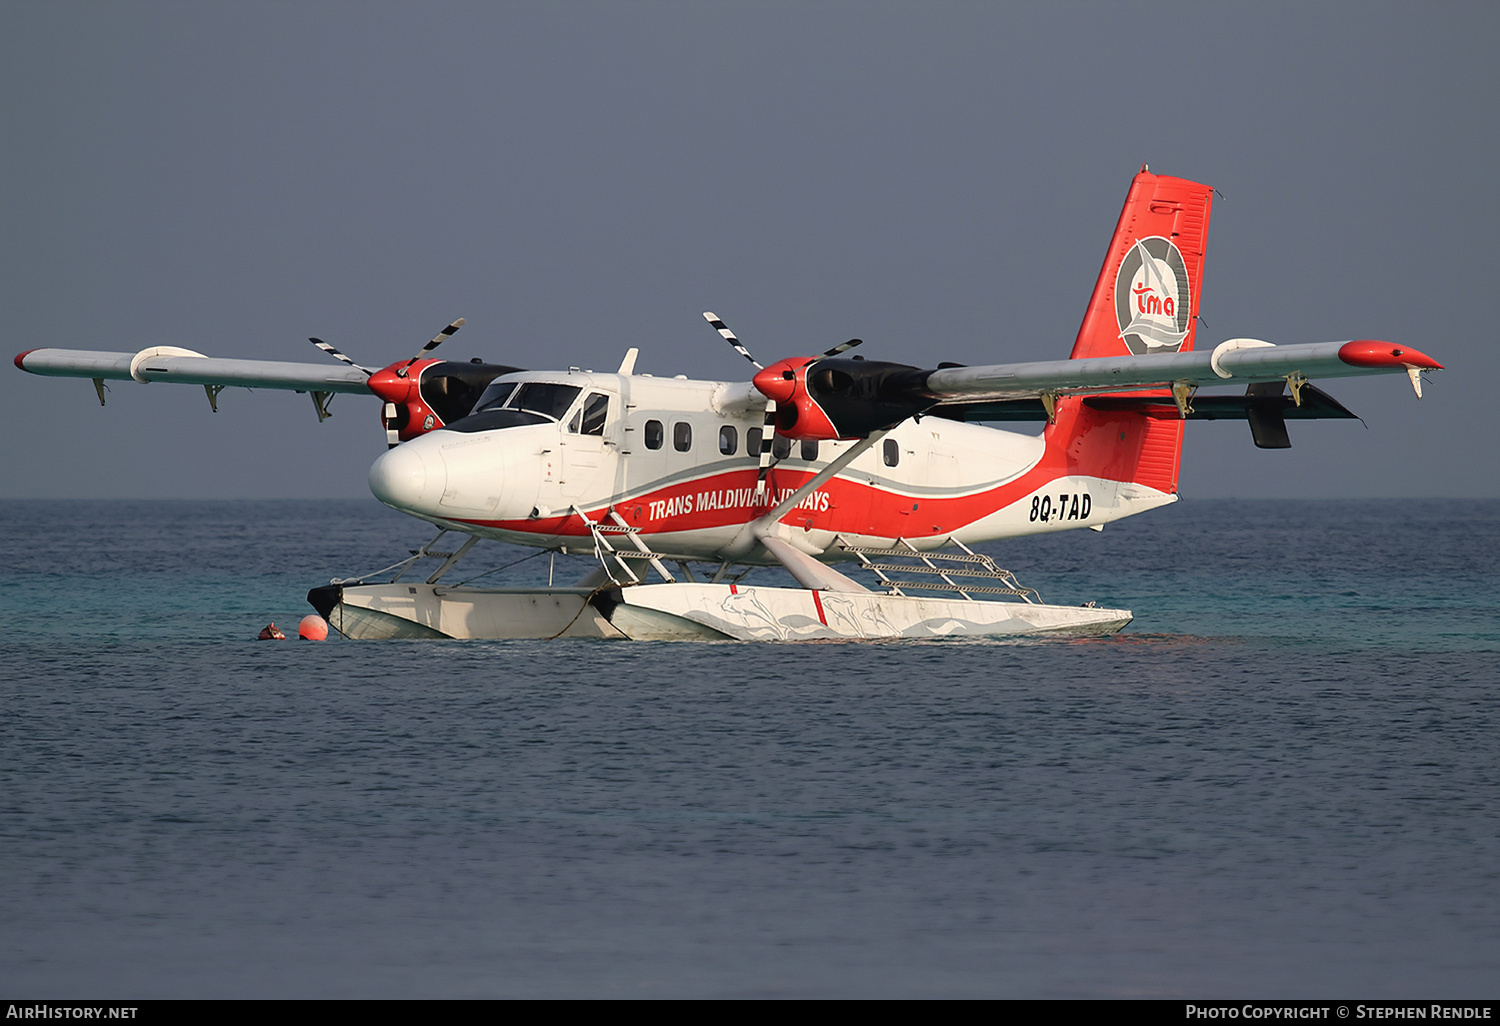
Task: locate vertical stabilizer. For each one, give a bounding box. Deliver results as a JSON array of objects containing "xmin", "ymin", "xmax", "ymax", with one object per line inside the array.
[
  {"xmin": 1070, "ymin": 167, "xmax": 1214, "ymax": 360},
  {"xmin": 1047, "ymin": 168, "xmax": 1214, "ymax": 497}
]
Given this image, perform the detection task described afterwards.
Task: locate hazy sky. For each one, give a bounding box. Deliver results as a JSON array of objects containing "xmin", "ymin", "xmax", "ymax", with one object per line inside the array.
[{"xmin": 4, "ymin": 0, "xmax": 1496, "ymax": 499}]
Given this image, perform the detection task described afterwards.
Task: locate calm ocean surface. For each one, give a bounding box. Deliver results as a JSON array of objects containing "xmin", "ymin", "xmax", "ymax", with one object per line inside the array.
[{"xmin": 1, "ymin": 498, "xmax": 1496, "ymax": 998}]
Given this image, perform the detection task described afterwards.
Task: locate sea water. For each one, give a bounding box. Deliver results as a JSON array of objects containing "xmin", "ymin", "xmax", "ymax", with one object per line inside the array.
[{"xmin": 0, "ymin": 499, "xmax": 1495, "ymax": 997}]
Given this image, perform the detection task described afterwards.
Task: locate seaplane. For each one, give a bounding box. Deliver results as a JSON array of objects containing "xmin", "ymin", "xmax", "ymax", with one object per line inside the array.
[{"xmin": 14, "ymin": 167, "xmax": 1443, "ymax": 641}]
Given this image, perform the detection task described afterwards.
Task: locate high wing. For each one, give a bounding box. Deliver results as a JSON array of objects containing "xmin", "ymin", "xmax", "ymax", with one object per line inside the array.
[
  {"xmin": 780, "ymin": 337, "xmax": 1442, "ymax": 446},
  {"xmin": 15, "ymin": 326, "xmax": 525, "ymax": 444},
  {"xmin": 920, "ymin": 338, "xmax": 1442, "ymax": 404},
  {"xmin": 917, "ymin": 338, "xmax": 1442, "ymax": 448},
  {"xmin": 15, "ymin": 346, "xmax": 373, "ymax": 393}
]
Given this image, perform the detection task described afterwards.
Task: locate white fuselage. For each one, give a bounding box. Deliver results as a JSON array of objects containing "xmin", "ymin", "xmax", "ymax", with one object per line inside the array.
[{"xmin": 367, "ymin": 369, "xmax": 1175, "ymax": 562}]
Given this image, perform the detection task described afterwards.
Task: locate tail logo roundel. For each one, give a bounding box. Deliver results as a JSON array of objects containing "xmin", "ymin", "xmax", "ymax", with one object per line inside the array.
[{"xmin": 1115, "ymin": 236, "xmax": 1192, "ymax": 355}]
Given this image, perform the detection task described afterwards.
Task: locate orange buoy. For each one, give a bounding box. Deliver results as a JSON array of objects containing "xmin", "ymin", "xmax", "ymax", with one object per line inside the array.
[
  {"xmin": 257, "ymin": 623, "xmax": 286, "ymax": 640},
  {"xmin": 298, "ymin": 614, "xmax": 329, "ymax": 641}
]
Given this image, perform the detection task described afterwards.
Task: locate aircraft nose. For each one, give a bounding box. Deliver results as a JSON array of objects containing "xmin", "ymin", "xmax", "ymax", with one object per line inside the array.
[{"xmin": 368, "ymin": 438, "xmax": 446, "ymax": 512}]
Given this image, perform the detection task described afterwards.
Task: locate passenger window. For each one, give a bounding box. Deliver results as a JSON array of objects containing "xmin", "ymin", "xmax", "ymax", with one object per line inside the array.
[
  {"xmin": 800, "ymin": 439, "xmax": 819, "ymax": 462},
  {"xmin": 719, "ymin": 425, "xmax": 737, "ymax": 455},
  {"xmin": 673, "ymin": 422, "xmax": 692, "ymax": 452},
  {"xmin": 747, "ymin": 427, "xmax": 764, "ymax": 458},
  {"xmin": 772, "ymin": 434, "xmax": 791, "ymax": 460},
  {"xmin": 883, "ymin": 438, "xmax": 900, "ymax": 467},
  {"xmin": 579, "ymin": 393, "xmax": 609, "ymax": 436},
  {"xmin": 644, "ymin": 420, "xmax": 664, "ymax": 450}
]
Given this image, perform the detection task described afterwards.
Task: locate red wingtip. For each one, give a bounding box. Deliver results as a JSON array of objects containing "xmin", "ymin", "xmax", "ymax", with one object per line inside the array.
[
  {"xmin": 14, "ymin": 350, "xmax": 36, "ymax": 370},
  {"xmin": 1338, "ymin": 340, "xmax": 1443, "ymax": 370}
]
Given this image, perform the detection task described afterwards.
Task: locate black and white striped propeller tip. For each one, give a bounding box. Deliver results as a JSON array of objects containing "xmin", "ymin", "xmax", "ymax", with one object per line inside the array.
[{"xmin": 703, "ymin": 311, "xmax": 761, "ymax": 368}]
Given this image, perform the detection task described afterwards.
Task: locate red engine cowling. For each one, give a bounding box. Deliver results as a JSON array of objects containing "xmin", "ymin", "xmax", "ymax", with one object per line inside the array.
[
  {"xmin": 367, "ymin": 359, "xmax": 446, "ymax": 444},
  {"xmin": 752, "ymin": 355, "xmax": 934, "ymax": 440},
  {"xmin": 366, "ymin": 358, "xmax": 523, "ymax": 445},
  {"xmin": 752, "ymin": 357, "xmax": 842, "ymax": 440}
]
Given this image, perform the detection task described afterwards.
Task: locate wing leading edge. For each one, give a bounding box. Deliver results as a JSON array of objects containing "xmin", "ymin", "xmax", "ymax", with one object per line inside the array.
[
  {"xmin": 921, "ymin": 339, "xmax": 1442, "ymax": 404},
  {"xmin": 14, "ymin": 347, "xmax": 374, "ymax": 394}
]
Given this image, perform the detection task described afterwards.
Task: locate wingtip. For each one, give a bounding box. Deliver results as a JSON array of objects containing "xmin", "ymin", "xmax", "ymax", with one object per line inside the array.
[
  {"xmin": 14, "ymin": 349, "xmax": 36, "ymax": 371},
  {"xmin": 1338, "ymin": 340, "xmax": 1443, "ymax": 370}
]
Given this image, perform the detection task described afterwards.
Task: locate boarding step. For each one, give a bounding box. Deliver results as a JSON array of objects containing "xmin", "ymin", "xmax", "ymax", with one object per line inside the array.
[
  {"xmin": 865, "ymin": 580, "xmax": 1037, "ymax": 598},
  {"xmin": 574, "ymin": 506, "xmax": 676, "ymax": 584},
  {"xmin": 834, "ymin": 535, "xmax": 1041, "ymax": 604},
  {"xmin": 837, "ymin": 545, "xmax": 993, "ymax": 564},
  {"xmin": 856, "ymin": 561, "xmax": 1031, "ymax": 582}
]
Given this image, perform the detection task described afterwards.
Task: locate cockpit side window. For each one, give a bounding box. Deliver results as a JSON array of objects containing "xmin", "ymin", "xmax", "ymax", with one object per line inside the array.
[{"xmin": 578, "ymin": 393, "xmax": 609, "ymax": 436}]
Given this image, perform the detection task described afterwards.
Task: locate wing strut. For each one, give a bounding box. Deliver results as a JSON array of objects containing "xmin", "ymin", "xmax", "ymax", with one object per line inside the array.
[
  {"xmin": 757, "ymin": 429, "xmax": 889, "ymax": 528},
  {"xmin": 724, "ymin": 428, "xmax": 893, "ymax": 565}
]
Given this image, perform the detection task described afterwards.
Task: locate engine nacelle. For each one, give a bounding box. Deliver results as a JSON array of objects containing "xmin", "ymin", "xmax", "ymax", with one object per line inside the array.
[
  {"xmin": 751, "ymin": 356, "xmax": 935, "ymax": 440},
  {"xmin": 367, "ymin": 358, "xmax": 522, "ymax": 444}
]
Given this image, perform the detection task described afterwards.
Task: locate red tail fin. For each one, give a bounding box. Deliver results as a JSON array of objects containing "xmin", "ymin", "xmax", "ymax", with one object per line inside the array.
[
  {"xmin": 1071, "ymin": 167, "xmax": 1214, "ymax": 360},
  {"xmin": 1047, "ymin": 168, "xmax": 1214, "ymax": 496}
]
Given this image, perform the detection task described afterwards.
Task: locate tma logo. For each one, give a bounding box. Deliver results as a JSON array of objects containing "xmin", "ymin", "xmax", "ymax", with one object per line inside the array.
[{"xmin": 1115, "ymin": 236, "xmax": 1192, "ymax": 355}]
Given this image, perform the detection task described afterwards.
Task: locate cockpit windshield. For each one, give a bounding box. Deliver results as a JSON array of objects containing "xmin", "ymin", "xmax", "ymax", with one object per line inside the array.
[
  {"xmin": 473, "ymin": 381, "xmax": 581, "ymax": 421},
  {"xmin": 508, "ymin": 383, "xmax": 583, "ymax": 420},
  {"xmin": 472, "ymin": 379, "xmax": 516, "ymax": 412}
]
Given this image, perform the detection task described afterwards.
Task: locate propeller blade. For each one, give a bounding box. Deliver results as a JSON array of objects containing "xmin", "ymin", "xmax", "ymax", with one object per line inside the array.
[
  {"xmin": 755, "ymin": 396, "xmax": 777, "ymax": 501},
  {"xmin": 308, "ymin": 338, "xmax": 374, "ymax": 376},
  {"xmin": 703, "ymin": 317, "xmax": 857, "ymax": 499},
  {"xmin": 700, "ymin": 312, "xmax": 783, "ymax": 499},
  {"xmin": 704, "ymin": 312, "xmax": 761, "ymax": 369},
  {"xmin": 400, "ymin": 317, "xmax": 465, "ymax": 376}
]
